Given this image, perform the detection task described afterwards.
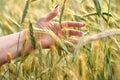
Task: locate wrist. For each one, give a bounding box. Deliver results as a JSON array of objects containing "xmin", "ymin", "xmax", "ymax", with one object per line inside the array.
[{"xmin": 20, "ymin": 29, "xmax": 33, "ymax": 54}]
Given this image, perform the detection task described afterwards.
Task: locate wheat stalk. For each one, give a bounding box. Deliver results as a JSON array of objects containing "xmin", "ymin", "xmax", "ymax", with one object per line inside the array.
[{"xmin": 83, "ymin": 29, "xmax": 120, "ymax": 46}]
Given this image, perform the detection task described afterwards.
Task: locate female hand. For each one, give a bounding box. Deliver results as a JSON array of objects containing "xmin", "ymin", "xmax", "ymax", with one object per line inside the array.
[
  {"xmin": 35, "ymin": 5, "xmax": 85, "ymax": 48},
  {"xmin": 0, "ymin": 5, "xmax": 85, "ymax": 66}
]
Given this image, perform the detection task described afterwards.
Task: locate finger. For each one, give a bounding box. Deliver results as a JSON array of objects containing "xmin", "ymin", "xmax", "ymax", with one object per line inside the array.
[
  {"xmin": 61, "ymin": 29, "xmax": 83, "ymax": 36},
  {"xmin": 53, "ymin": 21, "xmax": 85, "ymax": 28},
  {"xmin": 68, "ymin": 38, "xmax": 78, "ymax": 44},
  {"xmin": 36, "ymin": 5, "xmax": 59, "ymax": 24},
  {"xmin": 61, "ymin": 21, "xmax": 86, "ymax": 28},
  {"xmin": 44, "ymin": 5, "xmax": 59, "ymax": 21}
]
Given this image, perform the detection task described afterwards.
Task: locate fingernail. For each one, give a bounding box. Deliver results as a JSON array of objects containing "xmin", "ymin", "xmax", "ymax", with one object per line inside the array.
[
  {"xmin": 55, "ymin": 5, "xmax": 59, "ymax": 9},
  {"xmin": 80, "ymin": 23, "xmax": 86, "ymax": 27}
]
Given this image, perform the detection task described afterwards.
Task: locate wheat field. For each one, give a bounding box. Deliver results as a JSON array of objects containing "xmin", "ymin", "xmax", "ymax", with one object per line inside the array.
[{"xmin": 0, "ymin": 0, "xmax": 120, "ymax": 80}]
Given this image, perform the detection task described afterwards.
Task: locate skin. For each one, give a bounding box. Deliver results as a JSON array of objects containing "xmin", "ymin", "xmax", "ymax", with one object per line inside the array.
[{"xmin": 0, "ymin": 5, "xmax": 85, "ymax": 66}]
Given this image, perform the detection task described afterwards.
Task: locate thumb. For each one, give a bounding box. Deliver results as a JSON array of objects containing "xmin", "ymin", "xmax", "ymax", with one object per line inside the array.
[{"xmin": 44, "ymin": 5, "xmax": 59, "ymax": 21}]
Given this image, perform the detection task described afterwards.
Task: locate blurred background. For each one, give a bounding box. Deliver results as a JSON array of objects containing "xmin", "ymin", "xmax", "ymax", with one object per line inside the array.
[{"xmin": 0, "ymin": 0, "xmax": 120, "ymax": 80}]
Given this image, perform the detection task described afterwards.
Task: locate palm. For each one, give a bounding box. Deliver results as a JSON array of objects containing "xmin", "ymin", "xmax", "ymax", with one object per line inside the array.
[{"xmin": 35, "ymin": 5, "xmax": 85, "ymax": 48}]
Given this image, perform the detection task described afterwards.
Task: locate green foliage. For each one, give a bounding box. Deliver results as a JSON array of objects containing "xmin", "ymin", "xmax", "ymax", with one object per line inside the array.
[
  {"xmin": 29, "ymin": 21, "xmax": 36, "ymax": 49},
  {"xmin": 93, "ymin": 0, "xmax": 102, "ymax": 17},
  {"xmin": 21, "ymin": 0, "xmax": 31, "ymax": 24},
  {"xmin": 59, "ymin": 0, "xmax": 67, "ymax": 28}
]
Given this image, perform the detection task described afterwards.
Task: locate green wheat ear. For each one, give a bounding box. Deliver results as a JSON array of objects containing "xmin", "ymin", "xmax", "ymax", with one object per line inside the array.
[
  {"xmin": 34, "ymin": 27, "xmax": 69, "ymax": 54},
  {"xmin": 59, "ymin": 0, "xmax": 66, "ymax": 28},
  {"xmin": 21, "ymin": 0, "xmax": 31, "ymax": 24},
  {"xmin": 29, "ymin": 21, "xmax": 36, "ymax": 49}
]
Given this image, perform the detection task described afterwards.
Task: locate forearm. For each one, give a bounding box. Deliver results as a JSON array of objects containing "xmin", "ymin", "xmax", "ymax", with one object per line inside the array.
[{"xmin": 0, "ymin": 30, "xmax": 32, "ymax": 66}]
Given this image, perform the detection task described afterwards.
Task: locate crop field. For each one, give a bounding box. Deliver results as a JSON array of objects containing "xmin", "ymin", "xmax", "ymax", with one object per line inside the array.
[{"xmin": 0, "ymin": 0, "xmax": 120, "ymax": 80}]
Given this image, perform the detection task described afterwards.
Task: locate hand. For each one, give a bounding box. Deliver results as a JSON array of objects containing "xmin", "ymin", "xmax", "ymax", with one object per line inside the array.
[{"xmin": 35, "ymin": 5, "xmax": 85, "ymax": 48}]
